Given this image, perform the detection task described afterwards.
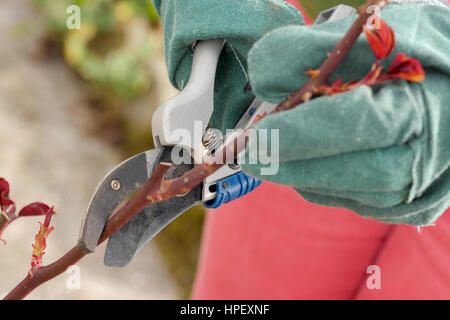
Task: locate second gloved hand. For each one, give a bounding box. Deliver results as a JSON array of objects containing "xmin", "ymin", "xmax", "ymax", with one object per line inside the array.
[{"xmin": 242, "ymin": 3, "xmax": 450, "ymax": 225}]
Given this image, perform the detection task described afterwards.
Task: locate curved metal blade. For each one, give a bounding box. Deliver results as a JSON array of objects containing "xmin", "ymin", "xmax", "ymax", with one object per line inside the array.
[
  {"xmin": 104, "ymin": 186, "xmax": 201, "ymax": 267},
  {"xmin": 78, "ymin": 148, "xmax": 163, "ymax": 254},
  {"xmin": 104, "ymin": 147, "xmax": 202, "ymax": 267}
]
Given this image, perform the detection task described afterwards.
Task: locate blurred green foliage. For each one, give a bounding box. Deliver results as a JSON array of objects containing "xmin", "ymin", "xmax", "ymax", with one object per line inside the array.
[
  {"xmin": 33, "ymin": 0, "xmax": 160, "ymax": 102},
  {"xmin": 298, "ymin": 0, "xmax": 366, "ymax": 18}
]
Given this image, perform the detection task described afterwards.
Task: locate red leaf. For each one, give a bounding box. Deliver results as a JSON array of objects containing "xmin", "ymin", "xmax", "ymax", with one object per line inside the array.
[
  {"xmin": 363, "ymin": 18, "xmax": 395, "ymax": 60},
  {"xmin": 0, "ymin": 178, "xmax": 9, "ymax": 197},
  {"xmin": 29, "ymin": 206, "xmax": 55, "ymax": 277},
  {"xmin": 0, "ymin": 178, "xmax": 15, "ymax": 214},
  {"xmin": 0, "ymin": 178, "xmax": 55, "ymax": 245},
  {"xmin": 19, "ymin": 202, "xmax": 53, "ymax": 217},
  {"xmin": 378, "ymin": 53, "xmax": 425, "ymax": 83},
  {"xmin": 359, "ymin": 63, "xmax": 384, "ymax": 85},
  {"xmin": 315, "ymin": 53, "xmax": 425, "ymax": 97}
]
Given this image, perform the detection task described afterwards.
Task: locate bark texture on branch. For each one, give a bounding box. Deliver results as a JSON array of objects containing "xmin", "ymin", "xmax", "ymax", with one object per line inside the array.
[{"xmin": 273, "ymin": 0, "xmax": 389, "ymax": 113}]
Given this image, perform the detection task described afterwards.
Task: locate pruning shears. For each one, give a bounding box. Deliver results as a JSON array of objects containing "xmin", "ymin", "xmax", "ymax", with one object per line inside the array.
[{"xmin": 77, "ymin": 5, "xmax": 356, "ymax": 267}]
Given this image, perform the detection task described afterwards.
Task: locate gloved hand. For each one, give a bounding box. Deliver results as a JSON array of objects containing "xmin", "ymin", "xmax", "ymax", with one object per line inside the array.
[
  {"xmin": 241, "ymin": 3, "xmax": 450, "ymax": 226},
  {"xmin": 151, "ymin": 0, "xmax": 303, "ymax": 131}
]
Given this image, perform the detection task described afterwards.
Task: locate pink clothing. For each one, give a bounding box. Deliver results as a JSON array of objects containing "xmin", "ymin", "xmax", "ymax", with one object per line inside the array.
[
  {"xmin": 192, "ymin": 0, "xmax": 450, "ymax": 300},
  {"xmin": 193, "ymin": 182, "xmax": 450, "ymax": 299}
]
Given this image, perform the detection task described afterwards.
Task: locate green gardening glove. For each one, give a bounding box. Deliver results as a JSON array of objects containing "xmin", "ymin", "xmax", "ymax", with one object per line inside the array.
[
  {"xmin": 152, "ymin": 0, "xmax": 303, "ymax": 131},
  {"xmin": 241, "ymin": 3, "xmax": 450, "ymax": 226}
]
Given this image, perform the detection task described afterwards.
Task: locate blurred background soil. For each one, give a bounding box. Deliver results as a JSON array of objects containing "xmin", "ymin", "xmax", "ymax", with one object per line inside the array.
[{"xmin": 0, "ymin": 0, "xmax": 364, "ymax": 299}]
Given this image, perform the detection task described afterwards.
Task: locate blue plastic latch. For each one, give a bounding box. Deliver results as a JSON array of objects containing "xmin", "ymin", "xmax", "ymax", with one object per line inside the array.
[{"xmin": 204, "ymin": 172, "xmax": 262, "ymax": 209}]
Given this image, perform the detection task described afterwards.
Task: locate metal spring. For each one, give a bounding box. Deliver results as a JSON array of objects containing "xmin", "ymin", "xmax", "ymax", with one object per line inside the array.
[{"xmin": 202, "ymin": 127, "xmax": 223, "ymax": 155}]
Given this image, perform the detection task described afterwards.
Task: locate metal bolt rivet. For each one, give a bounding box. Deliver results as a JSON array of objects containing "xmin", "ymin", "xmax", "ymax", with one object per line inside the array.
[{"xmin": 111, "ymin": 179, "xmax": 121, "ymax": 191}]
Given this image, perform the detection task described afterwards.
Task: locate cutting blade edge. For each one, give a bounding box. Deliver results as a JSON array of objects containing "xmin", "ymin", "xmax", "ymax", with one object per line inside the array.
[
  {"xmin": 104, "ymin": 146, "xmax": 202, "ymax": 267},
  {"xmin": 78, "ymin": 148, "xmax": 163, "ymax": 253}
]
